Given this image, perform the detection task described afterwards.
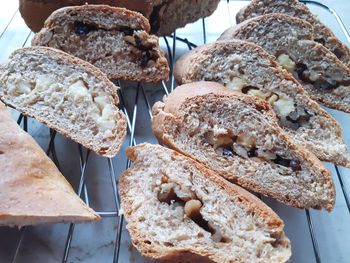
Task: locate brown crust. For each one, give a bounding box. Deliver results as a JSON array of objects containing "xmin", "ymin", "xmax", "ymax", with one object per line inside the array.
[
  {"xmin": 152, "ymin": 81, "xmax": 336, "ymax": 211},
  {"xmin": 235, "ymin": 0, "xmax": 350, "ymax": 67},
  {"xmin": 42, "ymin": 5, "xmax": 151, "ymax": 32},
  {"xmin": 0, "ymin": 102, "xmax": 100, "ymax": 227},
  {"xmin": 0, "ymin": 46, "xmax": 127, "ymax": 158},
  {"xmin": 120, "ymin": 143, "xmax": 291, "ymax": 262}
]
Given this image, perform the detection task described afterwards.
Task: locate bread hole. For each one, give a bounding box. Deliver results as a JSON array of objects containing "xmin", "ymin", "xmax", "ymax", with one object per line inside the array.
[
  {"xmin": 0, "ymin": 150, "xmax": 4, "ymax": 155},
  {"xmin": 143, "ymin": 240, "xmax": 152, "ymax": 245},
  {"xmin": 163, "ymin": 242, "xmax": 174, "ymax": 247},
  {"xmin": 74, "ymin": 21, "xmax": 97, "ymax": 36},
  {"xmin": 314, "ymin": 38, "xmax": 325, "ymax": 45}
]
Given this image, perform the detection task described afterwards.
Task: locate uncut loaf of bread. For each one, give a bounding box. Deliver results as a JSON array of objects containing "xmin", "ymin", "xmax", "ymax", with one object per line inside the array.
[
  {"xmin": 0, "ymin": 47, "xmax": 126, "ymax": 157},
  {"xmin": 20, "ymin": 0, "xmax": 221, "ymax": 36},
  {"xmin": 120, "ymin": 143, "xmax": 291, "ymax": 263},
  {"xmin": 219, "ymin": 14, "xmax": 350, "ymax": 113},
  {"xmin": 174, "ymin": 40, "xmax": 350, "ymax": 168},
  {"xmin": 32, "ymin": 5, "xmax": 169, "ymax": 83},
  {"xmin": 0, "ymin": 102, "xmax": 100, "ymax": 227},
  {"xmin": 236, "ymin": 0, "xmax": 350, "ymax": 67},
  {"xmin": 152, "ymin": 82, "xmax": 336, "ymax": 211}
]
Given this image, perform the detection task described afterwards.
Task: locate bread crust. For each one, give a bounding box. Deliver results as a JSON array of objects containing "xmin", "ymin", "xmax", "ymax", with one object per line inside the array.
[
  {"xmin": 235, "ymin": 0, "xmax": 350, "ymax": 67},
  {"xmin": 120, "ymin": 143, "xmax": 291, "ymax": 263},
  {"xmin": 152, "ymin": 81, "xmax": 336, "ymax": 211},
  {"xmin": 173, "ymin": 39, "xmax": 350, "ymax": 167},
  {"xmin": 0, "ymin": 102, "xmax": 100, "ymax": 227},
  {"xmin": 0, "ymin": 46, "xmax": 127, "ymax": 157}
]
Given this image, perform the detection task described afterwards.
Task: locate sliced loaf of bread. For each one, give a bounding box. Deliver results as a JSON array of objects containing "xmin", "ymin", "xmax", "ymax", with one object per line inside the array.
[
  {"xmin": 120, "ymin": 143, "xmax": 291, "ymax": 263},
  {"xmin": 235, "ymin": 0, "xmax": 350, "ymax": 67},
  {"xmin": 32, "ymin": 5, "xmax": 169, "ymax": 82},
  {"xmin": 0, "ymin": 102, "xmax": 100, "ymax": 227},
  {"xmin": 174, "ymin": 40, "xmax": 350, "ymax": 167},
  {"xmin": 0, "ymin": 47, "xmax": 127, "ymax": 157},
  {"xmin": 220, "ymin": 14, "xmax": 350, "ymax": 113},
  {"xmin": 152, "ymin": 82, "xmax": 335, "ymax": 211}
]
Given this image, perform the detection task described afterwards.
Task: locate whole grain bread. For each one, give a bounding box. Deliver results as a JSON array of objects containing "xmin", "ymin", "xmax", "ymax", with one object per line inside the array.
[
  {"xmin": 220, "ymin": 14, "xmax": 350, "ymax": 114},
  {"xmin": 120, "ymin": 143, "xmax": 291, "ymax": 263},
  {"xmin": 174, "ymin": 39, "xmax": 350, "ymax": 168},
  {"xmin": 0, "ymin": 46, "xmax": 127, "ymax": 157},
  {"xmin": 235, "ymin": 0, "xmax": 350, "ymax": 67},
  {"xmin": 0, "ymin": 102, "xmax": 100, "ymax": 227},
  {"xmin": 19, "ymin": 0, "xmax": 220, "ymax": 36},
  {"xmin": 152, "ymin": 81, "xmax": 336, "ymax": 211},
  {"xmin": 32, "ymin": 5, "xmax": 169, "ymax": 83}
]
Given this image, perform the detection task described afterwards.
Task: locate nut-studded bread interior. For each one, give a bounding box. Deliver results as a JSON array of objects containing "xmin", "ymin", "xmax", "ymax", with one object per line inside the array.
[
  {"xmin": 32, "ymin": 5, "xmax": 169, "ymax": 83},
  {"xmin": 235, "ymin": 0, "xmax": 350, "ymax": 67},
  {"xmin": 152, "ymin": 82, "xmax": 335, "ymax": 211},
  {"xmin": 174, "ymin": 40, "xmax": 350, "ymax": 167},
  {"xmin": 0, "ymin": 46, "xmax": 126, "ymax": 157},
  {"xmin": 0, "ymin": 102, "xmax": 100, "ymax": 227},
  {"xmin": 120, "ymin": 143, "xmax": 291, "ymax": 263},
  {"xmin": 220, "ymin": 15, "xmax": 350, "ymax": 114}
]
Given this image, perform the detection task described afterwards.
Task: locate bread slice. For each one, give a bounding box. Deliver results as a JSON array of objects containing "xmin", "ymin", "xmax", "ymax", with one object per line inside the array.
[
  {"xmin": 32, "ymin": 5, "xmax": 169, "ymax": 82},
  {"xmin": 152, "ymin": 81, "xmax": 336, "ymax": 211},
  {"xmin": 120, "ymin": 143, "xmax": 291, "ymax": 263},
  {"xmin": 219, "ymin": 15, "xmax": 350, "ymax": 114},
  {"xmin": 0, "ymin": 102, "xmax": 100, "ymax": 227},
  {"xmin": 235, "ymin": 0, "xmax": 350, "ymax": 67},
  {"xmin": 174, "ymin": 40, "xmax": 350, "ymax": 168},
  {"xmin": 0, "ymin": 47, "xmax": 127, "ymax": 157},
  {"xmin": 20, "ymin": 0, "xmax": 220, "ymax": 36}
]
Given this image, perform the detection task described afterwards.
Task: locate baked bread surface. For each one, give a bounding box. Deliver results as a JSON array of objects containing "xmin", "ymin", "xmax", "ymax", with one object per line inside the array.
[
  {"xmin": 120, "ymin": 143, "xmax": 291, "ymax": 263},
  {"xmin": 0, "ymin": 102, "xmax": 100, "ymax": 227}
]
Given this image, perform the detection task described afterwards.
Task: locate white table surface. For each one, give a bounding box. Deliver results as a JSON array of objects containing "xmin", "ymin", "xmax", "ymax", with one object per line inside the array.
[{"xmin": 0, "ymin": 1, "xmax": 349, "ymax": 263}]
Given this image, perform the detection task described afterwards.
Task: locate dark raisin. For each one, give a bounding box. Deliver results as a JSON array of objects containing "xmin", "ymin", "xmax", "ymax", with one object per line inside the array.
[
  {"xmin": 295, "ymin": 63, "xmax": 308, "ymax": 81},
  {"xmin": 273, "ymin": 155, "xmax": 291, "ymax": 167},
  {"xmin": 315, "ymin": 79, "xmax": 338, "ymax": 90},
  {"xmin": 0, "ymin": 150, "xmax": 3, "ymax": 154},
  {"xmin": 290, "ymin": 160, "xmax": 302, "ymax": 172},
  {"xmin": 74, "ymin": 21, "xmax": 96, "ymax": 36},
  {"xmin": 120, "ymin": 26, "xmax": 134, "ymax": 36},
  {"xmin": 241, "ymin": 86, "xmax": 259, "ymax": 94},
  {"xmin": 333, "ymin": 47, "xmax": 344, "ymax": 59},
  {"xmin": 157, "ymin": 188, "xmax": 183, "ymax": 205},
  {"xmin": 314, "ymin": 38, "xmax": 325, "ymax": 45},
  {"xmin": 247, "ymin": 147, "xmax": 257, "ymax": 157},
  {"xmin": 223, "ymin": 147, "xmax": 234, "ymax": 157},
  {"xmin": 140, "ymin": 50, "xmax": 151, "ymax": 67}
]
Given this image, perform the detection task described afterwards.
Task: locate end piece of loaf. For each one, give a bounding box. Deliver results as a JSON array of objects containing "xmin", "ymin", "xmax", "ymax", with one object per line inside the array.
[
  {"xmin": 174, "ymin": 39, "xmax": 350, "ymax": 168},
  {"xmin": 152, "ymin": 81, "xmax": 336, "ymax": 211},
  {"xmin": 120, "ymin": 143, "xmax": 291, "ymax": 263},
  {"xmin": 220, "ymin": 14, "xmax": 350, "ymax": 114},
  {"xmin": 235, "ymin": 0, "xmax": 350, "ymax": 67},
  {"xmin": 32, "ymin": 5, "xmax": 169, "ymax": 83},
  {"xmin": 19, "ymin": 0, "xmax": 220, "ymax": 36},
  {"xmin": 0, "ymin": 46, "xmax": 127, "ymax": 157},
  {"xmin": 0, "ymin": 102, "xmax": 100, "ymax": 227}
]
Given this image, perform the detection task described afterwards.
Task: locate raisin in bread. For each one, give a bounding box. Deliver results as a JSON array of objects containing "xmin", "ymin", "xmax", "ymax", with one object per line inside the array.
[
  {"xmin": 219, "ymin": 15, "xmax": 350, "ymax": 113},
  {"xmin": 120, "ymin": 143, "xmax": 291, "ymax": 263},
  {"xmin": 0, "ymin": 47, "xmax": 127, "ymax": 157},
  {"xmin": 235, "ymin": 0, "xmax": 350, "ymax": 67},
  {"xmin": 152, "ymin": 81, "xmax": 336, "ymax": 211},
  {"xmin": 20, "ymin": 0, "xmax": 220, "ymax": 36},
  {"xmin": 174, "ymin": 40, "xmax": 350, "ymax": 168},
  {"xmin": 0, "ymin": 102, "xmax": 100, "ymax": 227},
  {"xmin": 32, "ymin": 5, "xmax": 169, "ymax": 83}
]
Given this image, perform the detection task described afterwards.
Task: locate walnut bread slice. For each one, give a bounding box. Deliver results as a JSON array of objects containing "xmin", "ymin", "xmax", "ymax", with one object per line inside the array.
[
  {"xmin": 32, "ymin": 5, "xmax": 169, "ymax": 82},
  {"xmin": 219, "ymin": 15, "xmax": 350, "ymax": 114},
  {"xmin": 0, "ymin": 102, "xmax": 100, "ymax": 227},
  {"xmin": 235, "ymin": 0, "xmax": 350, "ymax": 67},
  {"xmin": 174, "ymin": 40, "xmax": 350, "ymax": 168},
  {"xmin": 0, "ymin": 47, "xmax": 127, "ymax": 157},
  {"xmin": 120, "ymin": 143, "xmax": 291, "ymax": 263},
  {"xmin": 152, "ymin": 82, "xmax": 336, "ymax": 211}
]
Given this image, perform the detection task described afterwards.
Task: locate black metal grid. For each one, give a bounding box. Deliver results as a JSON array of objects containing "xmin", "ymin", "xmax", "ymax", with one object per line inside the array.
[{"xmin": 1, "ymin": 1, "xmax": 349, "ymax": 263}]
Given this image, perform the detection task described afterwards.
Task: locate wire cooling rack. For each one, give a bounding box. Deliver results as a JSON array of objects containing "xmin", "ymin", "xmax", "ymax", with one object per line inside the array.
[{"xmin": 0, "ymin": 1, "xmax": 349, "ymax": 263}]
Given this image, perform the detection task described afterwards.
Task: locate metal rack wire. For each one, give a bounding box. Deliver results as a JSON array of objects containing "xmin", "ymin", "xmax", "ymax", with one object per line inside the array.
[{"xmin": 2, "ymin": 1, "xmax": 350, "ymax": 263}]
